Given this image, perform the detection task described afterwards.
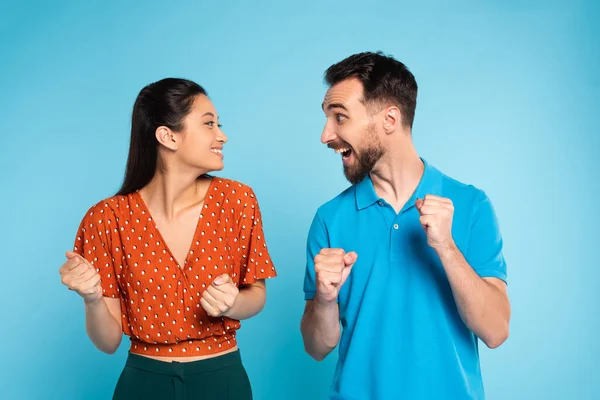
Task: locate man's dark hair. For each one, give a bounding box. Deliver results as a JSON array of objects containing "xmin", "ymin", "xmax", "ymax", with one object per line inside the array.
[{"xmin": 325, "ymin": 51, "xmax": 418, "ymax": 128}]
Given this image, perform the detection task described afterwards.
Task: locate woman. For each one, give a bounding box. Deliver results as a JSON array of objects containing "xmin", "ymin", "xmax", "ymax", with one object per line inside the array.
[{"xmin": 59, "ymin": 78, "xmax": 276, "ymax": 399}]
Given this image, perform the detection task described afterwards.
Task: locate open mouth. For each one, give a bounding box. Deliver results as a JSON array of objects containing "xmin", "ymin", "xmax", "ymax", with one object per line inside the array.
[
  {"xmin": 210, "ymin": 148, "xmax": 222, "ymax": 155},
  {"xmin": 334, "ymin": 147, "xmax": 353, "ymax": 160}
]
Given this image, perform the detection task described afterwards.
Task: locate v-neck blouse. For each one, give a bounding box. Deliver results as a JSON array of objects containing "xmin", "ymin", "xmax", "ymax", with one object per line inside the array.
[{"xmin": 73, "ymin": 178, "xmax": 277, "ymax": 357}]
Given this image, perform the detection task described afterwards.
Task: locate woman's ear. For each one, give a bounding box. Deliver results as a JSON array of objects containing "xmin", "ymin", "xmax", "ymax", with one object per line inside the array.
[{"xmin": 155, "ymin": 126, "xmax": 178, "ymax": 150}]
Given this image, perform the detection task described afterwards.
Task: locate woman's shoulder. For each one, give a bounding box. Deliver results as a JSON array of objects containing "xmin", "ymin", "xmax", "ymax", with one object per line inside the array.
[
  {"xmin": 208, "ymin": 177, "xmax": 263, "ymax": 217},
  {"xmin": 211, "ymin": 176, "xmax": 257, "ymax": 198},
  {"xmin": 79, "ymin": 193, "xmax": 138, "ymax": 224}
]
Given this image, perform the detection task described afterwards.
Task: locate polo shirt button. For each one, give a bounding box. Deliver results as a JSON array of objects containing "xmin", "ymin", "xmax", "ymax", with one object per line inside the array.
[
  {"xmin": 378, "ymin": 201, "xmax": 384, "ymax": 206},
  {"xmin": 393, "ymin": 224, "xmax": 399, "ymax": 230}
]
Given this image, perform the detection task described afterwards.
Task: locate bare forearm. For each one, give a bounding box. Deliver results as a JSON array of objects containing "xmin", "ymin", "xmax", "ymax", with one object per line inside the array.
[
  {"xmin": 437, "ymin": 243, "xmax": 510, "ymax": 348},
  {"xmin": 84, "ymin": 298, "xmax": 122, "ymax": 354},
  {"xmin": 300, "ymin": 298, "xmax": 340, "ymax": 361},
  {"xmin": 225, "ymin": 285, "xmax": 266, "ymax": 320}
]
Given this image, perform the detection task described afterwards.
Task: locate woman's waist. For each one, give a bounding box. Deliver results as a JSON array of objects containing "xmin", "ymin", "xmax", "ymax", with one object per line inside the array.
[
  {"xmin": 129, "ymin": 333, "xmax": 237, "ymax": 358},
  {"xmin": 124, "ymin": 348, "xmax": 243, "ymax": 375}
]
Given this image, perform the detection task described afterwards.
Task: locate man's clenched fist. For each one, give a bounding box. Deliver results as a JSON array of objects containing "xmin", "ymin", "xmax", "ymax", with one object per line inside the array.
[{"xmin": 314, "ymin": 248, "xmax": 357, "ymax": 303}]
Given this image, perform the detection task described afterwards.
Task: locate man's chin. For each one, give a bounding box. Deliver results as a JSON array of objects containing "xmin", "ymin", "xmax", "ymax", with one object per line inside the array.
[{"xmin": 343, "ymin": 166, "xmax": 368, "ymax": 185}]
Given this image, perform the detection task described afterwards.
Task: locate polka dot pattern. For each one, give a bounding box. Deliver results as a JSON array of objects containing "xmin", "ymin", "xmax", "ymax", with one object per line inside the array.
[{"xmin": 73, "ymin": 178, "xmax": 277, "ymax": 357}]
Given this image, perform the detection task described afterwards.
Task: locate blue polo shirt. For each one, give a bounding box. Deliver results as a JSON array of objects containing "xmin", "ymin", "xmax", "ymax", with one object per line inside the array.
[{"xmin": 304, "ymin": 159, "xmax": 507, "ymax": 400}]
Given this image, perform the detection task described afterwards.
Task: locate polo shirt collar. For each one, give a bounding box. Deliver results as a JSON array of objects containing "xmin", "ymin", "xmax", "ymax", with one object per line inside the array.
[{"xmin": 355, "ymin": 158, "xmax": 442, "ymax": 212}]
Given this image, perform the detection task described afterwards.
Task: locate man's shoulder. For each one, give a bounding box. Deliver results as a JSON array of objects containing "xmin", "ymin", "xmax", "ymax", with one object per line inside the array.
[
  {"xmin": 430, "ymin": 165, "xmax": 497, "ymax": 228},
  {"xmin": 432, "ymin": 165, "xmax": 487, "ymax": 205},
  {"xmin": 314, "ymin": 185, "xmax": 356, "ymax": 220}
]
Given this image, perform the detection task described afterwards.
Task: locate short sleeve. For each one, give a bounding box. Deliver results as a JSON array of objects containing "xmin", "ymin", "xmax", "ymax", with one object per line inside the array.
[
  {"xmin": 303, "ymin": 211, "xmax": 329, "ymax": 300},
  {"xmin": 465, "ymin": 191, "xmax": 507, "ymax": 283},
  {"xmin": 238, "ymin": 189, "xmax": 276, "ymax": 285},
  {"xmin": 73, "ymin": 203, "xmax": 121, "ymax": 297}
]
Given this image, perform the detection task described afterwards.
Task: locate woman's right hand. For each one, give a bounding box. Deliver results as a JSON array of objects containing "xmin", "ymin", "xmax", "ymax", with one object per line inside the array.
[{"xmin": 60, "ymin": 251, "xmax": 103, "ymax": 304}]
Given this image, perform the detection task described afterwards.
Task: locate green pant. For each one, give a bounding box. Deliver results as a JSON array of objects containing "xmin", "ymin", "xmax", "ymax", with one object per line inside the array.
[{"xmin": 113, "ymin": 350, "xmax": 252, "ymax": 399}]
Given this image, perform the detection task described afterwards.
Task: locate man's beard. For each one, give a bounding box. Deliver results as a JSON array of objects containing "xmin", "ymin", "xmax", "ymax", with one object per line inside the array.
[{"xmin": 343, "ymin": 127, "xmax": 385, "ymax": 185}]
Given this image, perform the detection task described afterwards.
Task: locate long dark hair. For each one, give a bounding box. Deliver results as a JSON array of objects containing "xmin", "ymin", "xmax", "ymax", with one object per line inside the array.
[{"xmin": 116, "ymin": 78, "xmax": 207, "ymax": 195}]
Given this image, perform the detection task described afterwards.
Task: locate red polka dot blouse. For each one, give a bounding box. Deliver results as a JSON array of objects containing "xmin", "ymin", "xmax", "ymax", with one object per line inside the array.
[{"xmin": 73, "ymin": 178, "xmax": 277, "ymax": 357}]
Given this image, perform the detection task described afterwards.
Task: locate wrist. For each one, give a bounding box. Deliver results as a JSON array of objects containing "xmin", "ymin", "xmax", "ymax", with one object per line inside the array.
[
  {"xmin": 222, "ymin": 292, "xmax": 241, "ymax": 318},
  {"xmin": 223, "ymin": 304, "xmax": 236, "ymax": 318},
  {"xmin": 314, "ymin": 292, "xmax": 337, "ymax": 307},
  {"xmin": 84, "ymin": 295, "xmax": 103, "ymax": 308},
  {"xmin": 435, "ymin": 240, "xmax": 458, "ymax": 259}
]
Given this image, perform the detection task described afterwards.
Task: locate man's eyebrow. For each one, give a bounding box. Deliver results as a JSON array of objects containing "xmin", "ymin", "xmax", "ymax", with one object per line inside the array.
[{"xmin": 322, "ymin": 102, "xmax": 348, "ymax": 111}]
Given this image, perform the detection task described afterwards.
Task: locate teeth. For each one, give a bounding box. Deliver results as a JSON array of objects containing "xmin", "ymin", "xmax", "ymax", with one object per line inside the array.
[
  {"xmin": 211, "ymin": 149, "xmax": 222, "ymax": 154},
  {"xmin": 334, "ymin": 148, "xmax": 350, "ymax": 154}
]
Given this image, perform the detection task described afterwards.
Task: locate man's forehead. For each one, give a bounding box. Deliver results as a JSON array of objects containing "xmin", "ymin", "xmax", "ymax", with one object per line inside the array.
[{"xmin": 323, "ymin": 78, "xmax": 364, "ymax": 108}]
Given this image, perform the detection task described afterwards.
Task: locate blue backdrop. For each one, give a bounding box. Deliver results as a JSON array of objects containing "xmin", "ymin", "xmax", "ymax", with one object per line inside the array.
[{"xmin": 1, "ymin": 1, "xmax": 598, "ymax": 399}]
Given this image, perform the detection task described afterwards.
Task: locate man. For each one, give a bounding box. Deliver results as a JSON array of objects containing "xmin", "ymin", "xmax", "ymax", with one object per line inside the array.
[{"xmin": 300, "ymin": 52, "xmax": 510, "ymax": 400}]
